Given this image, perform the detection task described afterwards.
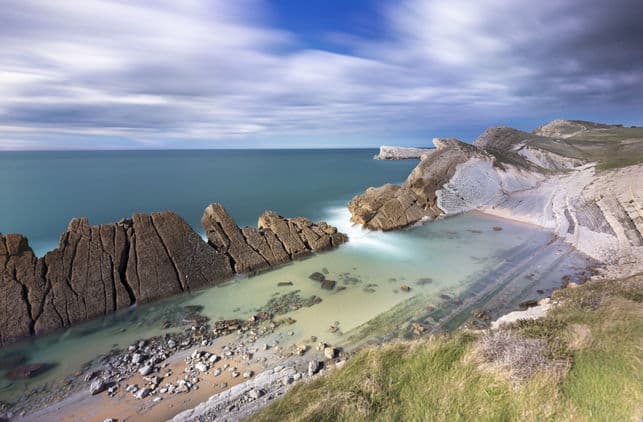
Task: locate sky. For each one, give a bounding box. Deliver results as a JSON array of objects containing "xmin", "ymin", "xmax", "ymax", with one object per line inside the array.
[{"xmin": 0, "ymin": 0, "xmax": 642, "ymax": 150}]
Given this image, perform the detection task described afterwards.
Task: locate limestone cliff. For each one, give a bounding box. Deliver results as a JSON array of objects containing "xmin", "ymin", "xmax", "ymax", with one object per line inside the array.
[
  {"xmin": 349, "ymin": 120, "xmax": 643, "ymax": 271},
  {"xmin": 349, "ymin": 136, "xmax": 542, "ymax": 230},
  {"xmin": 0, "ymin": 205, "xmax": 347, "ymax": 346},
  {"xmin": 374, "ymin": 146, "xmax": 435, "ymax": 160}
]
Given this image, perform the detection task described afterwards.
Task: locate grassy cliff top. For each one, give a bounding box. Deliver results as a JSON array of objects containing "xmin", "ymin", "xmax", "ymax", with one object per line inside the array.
[
  {"xmin": 529, "ymin": 126, "xmax": 643, "ymax": 170},
  {"xmin": 251, "ymin": 274, "xmax": 642, "ymax": 421}
]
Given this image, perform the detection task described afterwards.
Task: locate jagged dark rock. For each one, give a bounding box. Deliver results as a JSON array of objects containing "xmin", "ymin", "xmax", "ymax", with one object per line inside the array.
[{"xmin": 1, "ymin": 205, "xmax": 347, "ymax": 347}]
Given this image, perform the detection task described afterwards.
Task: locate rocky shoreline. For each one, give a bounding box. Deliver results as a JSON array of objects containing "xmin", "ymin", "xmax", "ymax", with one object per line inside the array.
[
  {"xmin": 349, "ymin": 120, "xmax": 642, "ymax": 274},
  {"xmin": 0, "ymin": 204, "xmax": 347, "ymax": 347}
]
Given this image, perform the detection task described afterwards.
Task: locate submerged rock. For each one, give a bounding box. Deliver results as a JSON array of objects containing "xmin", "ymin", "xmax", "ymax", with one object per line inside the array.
[
  {"xmin": 309, "ymin": 272, "xmax": 325, "ymax": 282},
  {"xmin": 320, "ymin": 279, "xmax": 336, "ymax": 290},
  {"xmin": 6, "ymin": 363, "xmax": 52, "ymax": 380}
]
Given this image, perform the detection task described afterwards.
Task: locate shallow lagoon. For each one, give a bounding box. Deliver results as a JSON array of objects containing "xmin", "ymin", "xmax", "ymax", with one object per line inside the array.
[{"xmin": 0, "ymin": 209, "xmax": 588, "ymax": 401}]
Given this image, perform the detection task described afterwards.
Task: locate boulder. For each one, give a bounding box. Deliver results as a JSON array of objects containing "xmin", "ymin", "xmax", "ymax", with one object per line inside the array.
[
  {"xmin": 6, "ymin": 362, "xmax": 52, "ymax": 380},
  {"xmin": 309, "ymin": 272, "xmax": 325, "ymax": 282},
  {"xmin": 90, "ymin": 379, "xmax": 106, "ymax": 395},
  {"xmin": 321, "ymin": 279, "xmax": 336, "ymax": 290}
]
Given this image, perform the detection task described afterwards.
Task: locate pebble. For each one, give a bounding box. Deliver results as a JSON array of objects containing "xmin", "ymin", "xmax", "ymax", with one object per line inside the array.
[
  {"xmin": 195, "ymin": 363, "xmax": 208, "ymax": 372},
  {"xmin": 138, "ymin": 365, "xmax": 153, "ymax": 376},
  {"xmin": 324, "ymin": 347, "xmax": 337, "ymax": 360},
  {"xmin": 243, "ymin": 371, "xmax": 253, "ymax": 379},
  {"xmin": 89, "ymin": 379, "xmax": 105, "ymax": 395},
  {"xmin": 135, "ymin": 388, "xmax": 150, "ymax": 399},
  {"xmin": 307, "ymin": 360, "xmax": 319, "ymax": 377}
]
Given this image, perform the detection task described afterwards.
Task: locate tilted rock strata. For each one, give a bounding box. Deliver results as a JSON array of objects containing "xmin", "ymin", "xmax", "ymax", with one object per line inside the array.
[
  {"xmin": 349, "ymin": 137, "xmax": 530, "ymax": 230},
  {"xmin": 349, "ymin": 119, "xmax": 643, "ymax": 269},
  {"xmin": 0, "ymin": 212, "xmax": 233, "ymax": 346},
  {"xmin": 1, "ymin": 206, "xmax": 347, "ymax": 346},
  {"xmin": 374, "ymin": 146, "xmax": 435, "ymax": 160}
]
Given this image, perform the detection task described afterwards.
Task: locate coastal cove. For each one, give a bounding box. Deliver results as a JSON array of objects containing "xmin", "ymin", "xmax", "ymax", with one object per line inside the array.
[{"xmin": 0, "ymin": 149, "xmax": 592, "ymax": 420}]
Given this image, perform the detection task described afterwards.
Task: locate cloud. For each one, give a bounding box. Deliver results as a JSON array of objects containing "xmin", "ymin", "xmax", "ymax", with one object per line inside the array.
[{"xmin": 0, "ymin": 0, "xmax": 641, "ymax": 149}]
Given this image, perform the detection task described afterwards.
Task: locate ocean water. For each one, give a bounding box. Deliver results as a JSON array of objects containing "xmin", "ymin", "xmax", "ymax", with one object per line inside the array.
[
  {"xmin": 0, "ymin": 149, "xmax": 589, "ymax": 401},
  {"xmin": 0, "ymin": 149, "xmax": 416, "ymax": 256}
]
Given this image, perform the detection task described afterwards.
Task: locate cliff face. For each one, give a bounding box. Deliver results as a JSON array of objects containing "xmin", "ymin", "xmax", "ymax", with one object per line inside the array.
[
  {"xmin": 349, "ymin": 136, "xmax": 541, "ymax": 230},
  {"xmin": 0, "ymin": 205, "xmax": 347, "ymax": 347},
  {"xmin": 348, "ymin": 120, "xmax": 643, "ymax": 270}
]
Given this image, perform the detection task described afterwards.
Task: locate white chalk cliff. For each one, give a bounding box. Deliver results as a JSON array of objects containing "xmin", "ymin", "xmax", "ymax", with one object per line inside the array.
[{"xmin": 349, "ymin": 121, "xmax": 643, "ymax": 272}]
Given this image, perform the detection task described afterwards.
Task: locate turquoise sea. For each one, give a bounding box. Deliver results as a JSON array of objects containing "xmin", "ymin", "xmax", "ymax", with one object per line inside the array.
[
  {"xmin": 0, "ymin": 149, "xmax": 588, "ymax": 402},
  {"xmin": 0, "ymin": 149, "xmax": 416, "ymax": 256}
]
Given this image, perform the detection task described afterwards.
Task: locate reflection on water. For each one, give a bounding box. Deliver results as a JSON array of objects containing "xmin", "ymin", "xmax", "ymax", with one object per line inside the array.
[{"xmin": 0, "ymin": 211, "xmax": 587, "ymax": 401}]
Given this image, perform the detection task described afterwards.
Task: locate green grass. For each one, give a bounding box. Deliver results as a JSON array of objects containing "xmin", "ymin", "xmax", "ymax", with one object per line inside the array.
[
  {"xmin": 251, "ymin": 275, "xmax": 643, "ymax": 422},
  {"xmin": 527, "ymin": 127, "xmax": 643, "ymax": 171}
]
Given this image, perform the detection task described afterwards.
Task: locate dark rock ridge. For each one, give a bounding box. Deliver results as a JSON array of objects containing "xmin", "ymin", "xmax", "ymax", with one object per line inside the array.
[{"xmin": 1, "ymin": 204, "xmax": 347, "ymax": 347}]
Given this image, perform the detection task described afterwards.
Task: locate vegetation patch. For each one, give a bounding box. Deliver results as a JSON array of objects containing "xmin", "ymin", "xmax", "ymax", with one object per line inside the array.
[{"xmin": 251, "ymin": 275, "xmax": 642, "ymax": 421}]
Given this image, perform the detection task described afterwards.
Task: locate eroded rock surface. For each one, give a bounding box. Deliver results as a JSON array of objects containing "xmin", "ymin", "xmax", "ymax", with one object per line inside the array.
[
  {"xmin": 1, "ymin": 206, "xmax": 347, "ymax": 346},
  {"xmin": 349, "ymin": 137, "xmax": 496, "ymax": 230}
]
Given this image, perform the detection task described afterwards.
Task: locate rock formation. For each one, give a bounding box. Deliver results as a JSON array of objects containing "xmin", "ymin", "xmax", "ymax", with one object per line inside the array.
[
  {"xmin": 201, "ymin": 205, "xmax": 347, "ymax": 274},
  {"xmin": 374, "ymin": 146, "xmax": 435, "ymax": 160},
  {"xmin": 1, "ymin": 205, "xmax": 347, "ymax": 347},
  {"xmin": 349, "ymin": 119, "xmax": 643, "ymax": 271},
  {"xmin": 349, "ymin": 137, "xmax": 539, "ymax": 230}
]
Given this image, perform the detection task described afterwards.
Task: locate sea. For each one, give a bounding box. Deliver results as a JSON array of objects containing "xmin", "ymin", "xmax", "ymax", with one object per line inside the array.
[{"xmin": 0, "ymin": 149, "xmax": 589, "ymax": 399}]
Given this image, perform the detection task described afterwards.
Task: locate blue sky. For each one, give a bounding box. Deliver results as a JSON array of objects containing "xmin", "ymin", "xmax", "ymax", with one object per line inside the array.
[{"xmin": 0, "ymin": 0, "xmax": 642, "ymax": 150}]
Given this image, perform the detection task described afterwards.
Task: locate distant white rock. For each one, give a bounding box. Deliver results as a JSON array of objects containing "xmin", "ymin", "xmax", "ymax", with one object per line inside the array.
[{"xmin": 374, "ymin": 145, "xmax": 434, "ymax": 160}]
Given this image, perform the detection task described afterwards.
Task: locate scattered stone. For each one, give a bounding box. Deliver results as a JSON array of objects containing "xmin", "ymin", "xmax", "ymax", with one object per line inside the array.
[
  {"xmin": 135, "ymin": 388, "xmax": 150, "ymax": 399},
  {"xmin": 400, "ymin": 285, "xmax": 411, "ymax": 292},
  {"xmin": 324, "ymin": 347, "xmax": 337, "ymax": 360},
  {"xmin": 320, "ymin": 279, "xmax": 336, "ymax": 290},
  {"xmin": 322, "ymin": 268, "xmax": 329, "ymax": 275},
  {"xmin": 139, "ymin": 365, "xmax": 154, "ymax": 376},
  {"xmin": 277, "ymin": 281, "xmax": 294, "ymax": 287},
  {"xmin": 90, "ymin": 379, "xmax": 106, "ymax": 395},
  {"xmin": 243, "ymin": 371, "xmax": 254, "ymax": 379},
  {"xmin": 131, "ymin": 353, "xmax": 143, "ymax": 364},
  {"xmin": 307, "ymin": 360, "xmax": 320, "ymax": 376},
  {"xmin": 195, "ymin": 362, "xmax": 208, "ymax": 372},
  {"xmin": 309, "ymin": 272, "xmax": 325, "ymax": 282},
  {"xmin": 492, "ymin": 226, "xmax": 503, "ymax": 231}
]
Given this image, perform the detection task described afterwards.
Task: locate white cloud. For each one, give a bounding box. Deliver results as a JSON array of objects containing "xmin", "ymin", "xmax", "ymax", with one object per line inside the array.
[{"xmin": 0, "ymin": 0, "xmax": 641, "ymax": 149}]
